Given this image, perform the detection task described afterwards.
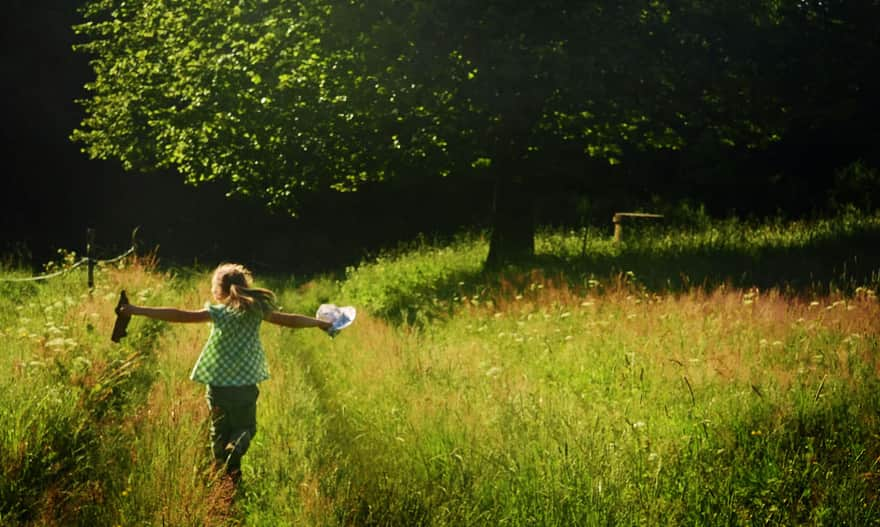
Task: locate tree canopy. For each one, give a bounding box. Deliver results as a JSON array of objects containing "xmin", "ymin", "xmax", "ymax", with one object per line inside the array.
[{"xmin": 73, "ymin": 0, "xmax": 878, "ymax": 265}]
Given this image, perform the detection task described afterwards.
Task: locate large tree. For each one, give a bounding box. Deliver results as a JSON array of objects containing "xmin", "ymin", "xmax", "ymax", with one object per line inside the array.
[{"xmin": 74, "ymin": 0, "xmax": 791, "ymax": 266}]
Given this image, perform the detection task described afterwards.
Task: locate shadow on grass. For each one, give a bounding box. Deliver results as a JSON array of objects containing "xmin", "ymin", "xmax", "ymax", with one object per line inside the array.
[
  {"xmin": 662, "ymin": 382, "xmax": 880, "ymax": 525},
  {"xmin": 550, "ymin": 224, "xmax": 880, "ymax": 294},
  {"xmin": 373, "ymin": 222, "xmax": 880, "ymax": 326}
]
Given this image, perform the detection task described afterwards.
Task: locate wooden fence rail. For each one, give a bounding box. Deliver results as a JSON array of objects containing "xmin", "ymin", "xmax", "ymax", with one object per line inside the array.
[
  {"xmin": 0, "ymin": 227, "xmax": 138, "ymax": 289},
  {"xmin": 612, "ymin": 212, "xmax": 664, "ymax": 243}
]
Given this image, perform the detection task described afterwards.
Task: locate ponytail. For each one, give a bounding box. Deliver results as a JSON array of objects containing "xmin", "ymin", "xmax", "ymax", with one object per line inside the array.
[
  {"xmin": 228, "ymin": 283, "xmax": 276, "ymax": 313},
  {"xmin": 212, "ymin": 263, "xmax": 276, "ymax": 314}
]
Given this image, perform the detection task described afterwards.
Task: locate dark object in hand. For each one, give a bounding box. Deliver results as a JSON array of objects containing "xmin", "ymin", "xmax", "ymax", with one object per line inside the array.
[{"xmin": 111, "ymin": 290, "xmax": 131, "ymax": 343}]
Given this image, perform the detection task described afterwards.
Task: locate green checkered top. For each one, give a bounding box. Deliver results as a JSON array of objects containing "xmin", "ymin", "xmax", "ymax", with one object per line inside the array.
[{"xmin": 190, "ymin": 303, "xmax": 270, "ymax": 386}]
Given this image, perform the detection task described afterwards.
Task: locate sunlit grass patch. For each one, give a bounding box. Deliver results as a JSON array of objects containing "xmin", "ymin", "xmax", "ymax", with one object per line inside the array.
[
  {"xmin": 0, "ymin": 256, "xmax": 236, "ymax": 526},
  {"xmin": 285, "ymin": 265, "xmax": 880, "ymax": 524},
  {"xmin": 3, "ymin": 211, "xmax": 880, "ymax": 525}
]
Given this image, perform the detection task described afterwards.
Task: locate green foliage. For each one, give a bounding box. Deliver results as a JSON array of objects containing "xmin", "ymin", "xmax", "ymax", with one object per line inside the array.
[
  {"xmin": 0, "ymin": 383, "xmax": 93, "ymax": 523},
  {"xmin": 340, "ymin": 234, "xmax": 488, "ymax": 324},
  {"xmin": 73, "ymin": 0, "xmax": 880, "ymax": 265},
  {"xmin": 828, "ymin": 160, "xmax": 880, "ymax": 212},
  {"xmin": 73, "ymin": 0, "xmax": 792, "ymax": 216},
  {"xmin": 0, "ymin": 262, "xmax": 202, "ymax": 525}
]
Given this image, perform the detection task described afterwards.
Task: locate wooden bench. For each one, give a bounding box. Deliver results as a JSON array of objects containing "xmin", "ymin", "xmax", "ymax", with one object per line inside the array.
[{"xmin": 612, "ymin": 212, "xmax": 664, "ymax": 242}]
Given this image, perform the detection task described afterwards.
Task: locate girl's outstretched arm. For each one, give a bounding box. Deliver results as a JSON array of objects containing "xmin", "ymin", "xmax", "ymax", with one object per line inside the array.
[
  {"xmin": 120, "ymin": 304, "xmax": 210, "ymax": 323},
  {"xmin": 266, "ymin": 311, "xmax": 332, "ymax": 331}
]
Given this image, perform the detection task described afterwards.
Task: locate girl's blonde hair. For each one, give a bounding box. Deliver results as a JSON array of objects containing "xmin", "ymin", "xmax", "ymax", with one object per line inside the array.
[{"xmin": 211, "ymin": 263, "xmax": 276, "ymax": 313}]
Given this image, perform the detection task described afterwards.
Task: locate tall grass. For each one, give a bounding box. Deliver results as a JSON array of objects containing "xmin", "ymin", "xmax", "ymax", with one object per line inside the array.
[
  {"xmin": 0, "ymin": 258, "xmax": 233, "ymax": 526},
  {"xmin": 2, "ymin": 210, "xmax": 879, "ymax": 525},
  {"xmin": 282, "ymin": 282, "xmax": 879, "ymax": 525}
]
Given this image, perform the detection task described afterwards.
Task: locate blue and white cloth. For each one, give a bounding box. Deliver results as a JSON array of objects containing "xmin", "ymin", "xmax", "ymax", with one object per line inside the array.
[{"xmin": 316, "ymin": 304, "xmax": 356, "ymax": 337}]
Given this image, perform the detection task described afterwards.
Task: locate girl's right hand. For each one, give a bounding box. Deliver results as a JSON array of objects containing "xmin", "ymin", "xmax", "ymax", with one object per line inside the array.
[{"xmin": 117, "ymin": 303, "xmax": 137, "ymax": 316}]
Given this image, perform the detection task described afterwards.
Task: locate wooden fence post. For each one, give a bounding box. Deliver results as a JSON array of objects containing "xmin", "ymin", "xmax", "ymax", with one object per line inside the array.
[
  {"xmin": 613, "ymin": 214, "xmax": 623, "ymax": 243},
  {"xmin": 612, "ymin": 212, "xmax": 664, "ymax": 243},
  {"xmin": 87, "ymin": 228, "xmax": 96, "ymax": 290}
]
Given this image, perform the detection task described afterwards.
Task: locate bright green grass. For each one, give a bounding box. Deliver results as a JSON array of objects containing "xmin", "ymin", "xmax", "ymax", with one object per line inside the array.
[
  {"xmin": 340, "ymin": 209, "xmax": 880, "ymax": 326},
  {"xmin": 2, "ymin": 211, "xmax": 880, "ymax": 526},
  {"xmin": 241, "ymin": 210, "xmax": 880, "ymax": 525},
  {"xmin": 0, "ymin": 261, "xmax": 230, "ymax": 526},
  {"xmin": 535, "ymin": 208, "xmax": 880, "ymax": 294},
  {"xmin": 255, "ymin": 286, "xmax": 879, "ymax": 526}
]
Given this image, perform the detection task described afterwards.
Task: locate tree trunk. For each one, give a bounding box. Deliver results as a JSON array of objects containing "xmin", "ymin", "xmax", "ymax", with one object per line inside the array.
[{"xmin": 484, "ymin": 162, "xmax": 535, "ymax": 269}]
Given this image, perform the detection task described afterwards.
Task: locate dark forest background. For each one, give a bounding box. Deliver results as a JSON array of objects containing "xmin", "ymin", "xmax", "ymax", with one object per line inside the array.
[{"xmin": 3, "ymin": 0, "xmax": 878, "ymax": 274}]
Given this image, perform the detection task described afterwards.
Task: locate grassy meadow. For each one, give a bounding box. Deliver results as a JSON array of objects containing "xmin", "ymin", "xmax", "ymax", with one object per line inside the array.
[{"xmin": 2, "ymin": 211, "xmax": 880, "ymax": 526}]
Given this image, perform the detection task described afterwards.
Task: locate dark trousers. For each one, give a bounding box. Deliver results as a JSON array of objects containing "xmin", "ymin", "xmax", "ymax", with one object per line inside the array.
[{"xmin": 206, "ymin": 384, "xmax": 259, "ymax": 480}]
